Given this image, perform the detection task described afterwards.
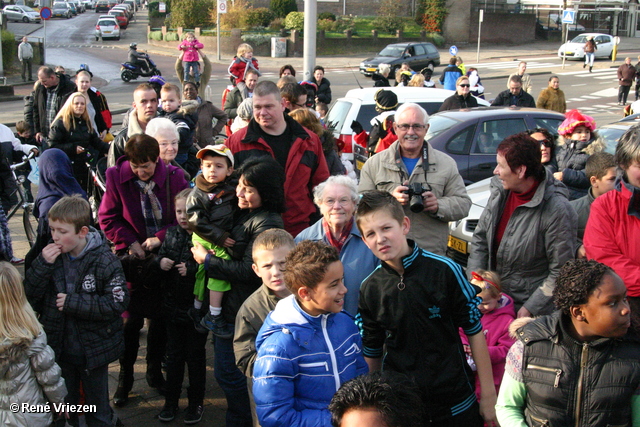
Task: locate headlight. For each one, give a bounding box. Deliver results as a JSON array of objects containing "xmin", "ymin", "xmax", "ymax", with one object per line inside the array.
[{"xmin": 360, "ymin": 62, "xmax": 365, "ymax": 68}]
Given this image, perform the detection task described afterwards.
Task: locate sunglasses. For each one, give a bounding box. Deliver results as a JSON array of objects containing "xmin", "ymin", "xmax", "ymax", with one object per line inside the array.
[
  {"xmin": 536, "ymin": 139, "xmax": 553, "ymax": 148},
  {"xmin": 459, "ymin": 84, "xmax": 470, "ymax": 88}
]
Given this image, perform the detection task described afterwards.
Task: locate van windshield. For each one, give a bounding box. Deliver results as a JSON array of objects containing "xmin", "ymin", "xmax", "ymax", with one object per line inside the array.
[{"xmin": 326, "ymin": 100, "xmax": 353, "ymax": 134}]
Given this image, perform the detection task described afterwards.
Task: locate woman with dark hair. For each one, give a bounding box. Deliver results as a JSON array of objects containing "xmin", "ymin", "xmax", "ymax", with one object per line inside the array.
[
  {"xmin": 99, "ymin": 134, "xmax": 189, "ymax": 407},
  {"xmin": 311, "ymin": 65, "xmax": 331, "ymax": 105},
  {"xmin": 279, "ymin": 64, "xmax": 296, "ymax": 78},
  {"xmin": 528, "ymin": 127, "xmax": 558, "ymax": 173},
  {"xmin": 191, "ymin": 156, "xmax": 285, "ymax": 427}
]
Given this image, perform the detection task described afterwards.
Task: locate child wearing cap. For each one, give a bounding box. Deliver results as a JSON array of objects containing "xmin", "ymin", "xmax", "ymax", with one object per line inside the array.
[
  {"xmin": 186, "ymin": 144, "xmax": 237, "ymax": 338},
  {"xmin": 553, "ymin": 109, "xmax": 606, "ymax": 200}
]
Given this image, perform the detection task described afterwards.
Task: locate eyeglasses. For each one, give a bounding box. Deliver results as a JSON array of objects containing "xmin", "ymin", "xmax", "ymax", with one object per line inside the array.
[
  {"xmin": 396, "ymin": 123, "xmax": 426, "ymax": 131},
  {"xmin": 459, "ymin": 84, "xmax": 470, "ymax": 88},
  {"xmin": 322, "ymin": 197, "xmax": 352, "ymax": 207}
]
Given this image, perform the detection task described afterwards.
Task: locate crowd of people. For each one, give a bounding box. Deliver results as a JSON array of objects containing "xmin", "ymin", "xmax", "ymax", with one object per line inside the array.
[{"xmin": 2, "ymin": 39, "xmax": 640, "ymax": 427}]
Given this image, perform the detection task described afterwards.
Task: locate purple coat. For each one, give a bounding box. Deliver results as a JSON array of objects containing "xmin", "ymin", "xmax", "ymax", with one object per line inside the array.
[{"xmin": 99, "ymin": 156, "xmax": 189, "ymax": 251}]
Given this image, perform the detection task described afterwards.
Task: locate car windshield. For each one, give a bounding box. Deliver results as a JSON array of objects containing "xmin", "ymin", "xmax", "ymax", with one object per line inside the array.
[
  {"xmin": 21, "ymin": 6, "xmax": 36, "ymax": 11},
  {"xmin": 426, "ymin": 116, "xmax": 460, "ymax": 138},
  {"xmin": 326, "ymin": 100, "xmax": 353, "ymax": 134},
  {"xmin": 571, "ymin": 35, "xmax": 588, "ymax": 43},
  {"xmin": 598, "ymin": 127, "xmax": 626, "ymax": 154},
  {"xmin": 99, "ymin": 19, "xmax": 116, "ymax": 25},
  {"xmin": 378, "ymin": 46, "xmax": 405, "ymax": 57}
]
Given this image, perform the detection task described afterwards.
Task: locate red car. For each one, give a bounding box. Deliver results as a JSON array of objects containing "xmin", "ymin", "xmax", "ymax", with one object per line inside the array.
[{"xmin": 108, "ymin": 9, "xmax": 128, "ymax": 29}]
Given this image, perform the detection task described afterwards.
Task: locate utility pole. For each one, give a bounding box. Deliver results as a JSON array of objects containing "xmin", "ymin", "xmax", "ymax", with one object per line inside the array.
[{"xmin": 302, "ymin": 0, "xmax": 317, "ymax": 82}]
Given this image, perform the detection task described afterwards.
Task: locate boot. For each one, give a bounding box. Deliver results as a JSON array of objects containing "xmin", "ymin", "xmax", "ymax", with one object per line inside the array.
[
  {"xmin": 583, "ymin": 63, "xmax": 586, "ymax": 68},
  {"xmin": 146, "ymin": 361, "xmax": 167, "ymax": 395},
  {"xmin": 113, "ymin": 368, "xmax": 133, "ymax": 407},
  {"xmin": 589, "ymin": 66, "xmax": 592, "ymax": 73}
]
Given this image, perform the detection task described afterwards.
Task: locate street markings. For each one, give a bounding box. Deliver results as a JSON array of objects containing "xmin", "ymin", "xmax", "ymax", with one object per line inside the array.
[{"xmin": 465, "ymin": 60, "xmax": 559, "ymax": 70}]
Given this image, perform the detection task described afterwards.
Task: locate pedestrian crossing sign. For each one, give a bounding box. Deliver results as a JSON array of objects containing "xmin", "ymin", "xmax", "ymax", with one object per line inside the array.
[{"xmin": 562, "ymin": 10, "xmax": 575, "ymax": 24}]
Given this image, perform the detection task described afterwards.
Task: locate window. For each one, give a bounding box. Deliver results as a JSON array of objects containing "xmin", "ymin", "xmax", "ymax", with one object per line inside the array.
[
  {"xmin": 406, "ymin": 47, "xmax": 415, "ymax": 57},
  {"xmin": 325, "ymin": 100, "xmax": 354, "ymax": 134},
  {"xmin": 414, "ymin": 45, "xmax": 426, "ymax": 56},
  {"xmin": 476, "ymin": 119, "xmax": 527, "ymax": 152},
  {"xmin": 533, "ymin": 118, "xmax": 563, "ymax": 134},
  {"xmin": 425, "ymin": 44, "xmax": 438, "ymax": 55},
  {"xmin": 445, "ymin": 126, "xmax": 474, "ymax": 155}
]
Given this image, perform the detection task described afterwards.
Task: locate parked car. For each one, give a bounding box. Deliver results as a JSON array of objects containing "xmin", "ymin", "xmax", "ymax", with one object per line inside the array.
[
  {"xmin": 359, "ymin": 42, "xmax": 441, "ymax": 77},
  {"xmin": 83, "ymin": 0, "xmax": 95, "ymax": 9},
  {"xmin": 51, "ymin": 3, "xmax": 72, "ymax": 18},
  {"xmin": 123, "ymin": 0, "xmax": 136, "ymax": 12},
  {"xmin": 596, "ymin": 118, "xmax": 638, "ymax": 154},
  {"xmin": 2, "ymin": 5, "xmax": 41, "ymax": 23},
  {"xmin": 426, "ymin": 107, "xmax": 564, "ymax": 184},
  {"xmin": 325, "ymin": 87, "xmax": 489, "ymax": 156},
  {"xmin": 558, "ymin": 33, "xmax": 614, "ymax": 60},
  {"xmin": 108, "ymin": 9, "xmax": 128, "ymax": 28},
  {"xmin": 113, "ymin": 3, "xmax": 132, "ymax": 18},
  {"xmin": 95, "ymin": 0, "xmax": 110, "ymax": 12},
  {"xmin": 69, "ymin": 0, "xmax": 85, "ymax": 12},
  {"xmin": 95, "ymin": 15, "xmax": 120, "ymax": 40}
]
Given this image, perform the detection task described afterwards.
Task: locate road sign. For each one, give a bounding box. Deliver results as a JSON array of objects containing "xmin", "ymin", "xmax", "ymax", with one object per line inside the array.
[
  {"xmin": 217, "ymin": 0, "xmax": 227, "ymax": 14},
  {"xmin": 449, "ymin": 45, "xmax": 458, "ymax": 56},
  {"xmin": 562, "ymin": 10, "xmax": 575, "ymax": 24},
  {"xmin": 40, "ymin": 7, "xmax": 51, "ymax": 20}
]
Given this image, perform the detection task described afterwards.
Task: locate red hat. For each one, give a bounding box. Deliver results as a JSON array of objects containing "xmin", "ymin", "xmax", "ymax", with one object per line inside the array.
[{"xmin": 558, "ymin": 110, "xmax": 596, "ymax": 136}]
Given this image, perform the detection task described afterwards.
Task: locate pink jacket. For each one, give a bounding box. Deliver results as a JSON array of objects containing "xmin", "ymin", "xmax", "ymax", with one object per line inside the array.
[
  {"xmin": 178, "ymin": 39, "xmax": 203, "ymax": 62},
  {"xmin": 459, "ymin": 293, "xmax": 516, "ymax": 400}
]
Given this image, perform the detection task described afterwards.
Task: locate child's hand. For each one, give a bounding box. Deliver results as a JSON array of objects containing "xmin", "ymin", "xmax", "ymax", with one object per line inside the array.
[
  {"xmin": 56, "ymin": 293, "xmax": 67, "ymax": 311},
  {"xmin": 142, "ymin": 237, "xmax": 161, "ymax": 251},
  {"xmin": 176, "ymin": 262, "xmax": 187, "ymax": 276},
  {"xmin": 42, "ymin": 243, "xmax": 62, "ymax": 264},
  {"xmin": 191, "ymin": 241, "xmax": 207, "ymax": 264},
  {"xmin": 160, "ymin": 257, "xmax": 175, "ymax": 271},
  {"xmin": 223, "ymin": 237, "xmax": 235, "ymax": 248}
]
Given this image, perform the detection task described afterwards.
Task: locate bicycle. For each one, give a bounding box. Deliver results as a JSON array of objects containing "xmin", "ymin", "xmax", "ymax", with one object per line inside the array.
[{"xmin": 8, "ymin": 153, "xmax": 37, "ymax": 248}]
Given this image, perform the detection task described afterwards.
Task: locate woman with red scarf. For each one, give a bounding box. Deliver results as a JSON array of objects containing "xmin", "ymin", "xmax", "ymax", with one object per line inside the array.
[{"xmin": 294, "ymin": 175, "xmax": 379, "ymax": 315}]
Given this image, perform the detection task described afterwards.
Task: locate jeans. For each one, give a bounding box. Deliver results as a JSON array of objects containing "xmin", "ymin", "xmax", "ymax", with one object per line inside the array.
[
  {"xmin": 584, "ymin": 52, "xmax": 595, "ymax": 67},
  {"xmin": 211, "ymin": 335, "xmax": 253, "ymax": 427},
  {"xmin": 184, "ymin": 61, "xmax": 200, "ymax": 83},
  {"xmin": 164, "ymin": 318, "xmax": 208, "ymax": 407},
  {"xmin": 59, "ymin": 361, "xmax": 113, "ymax": 427}
]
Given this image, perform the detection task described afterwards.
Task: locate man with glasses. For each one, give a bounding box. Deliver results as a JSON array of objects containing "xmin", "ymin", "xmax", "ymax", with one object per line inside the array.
[
  {"xmin": 280, "ymin": 83, "xmax": 308, "ymax": 112},
  {"xmin": 439, "ymin": 76, "xmax": 479, "ymax": 112},
  {"xmin": 358, "ymin": 102, "xmax": 471, "ymax": 255},
  {"xmin": 491, "ymin": 75, "xmax": 536, "ymax": 108}
]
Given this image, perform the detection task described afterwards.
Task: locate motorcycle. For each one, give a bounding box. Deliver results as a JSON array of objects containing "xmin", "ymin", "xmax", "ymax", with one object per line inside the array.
[{"xmin": 120, "ymin": 54, "xmax": 161, "ymax": 82}]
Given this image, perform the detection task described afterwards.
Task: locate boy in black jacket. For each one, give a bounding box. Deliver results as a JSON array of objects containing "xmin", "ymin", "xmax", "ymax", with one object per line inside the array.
[{"xmin": 157, "ymin": 188, "xmax": 208, "ymax": 425}]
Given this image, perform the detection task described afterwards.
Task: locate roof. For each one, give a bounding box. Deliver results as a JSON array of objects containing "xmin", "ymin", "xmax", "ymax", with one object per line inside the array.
[{"xmin": 431, "ymin": 106, "xmax": 566, "ymax": 121}]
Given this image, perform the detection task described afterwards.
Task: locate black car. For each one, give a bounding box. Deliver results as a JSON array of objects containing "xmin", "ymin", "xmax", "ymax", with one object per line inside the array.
[
  {"xmin": 95, "ymin": 0, "xmax": 110, "ymax": 12},
  {"xmin": 359, "ymin": 42, "xmax": 441, "ymax": 78},
  {"xmin": 427, "ymin": 107, "xmax": 564, "ymax": 184}
]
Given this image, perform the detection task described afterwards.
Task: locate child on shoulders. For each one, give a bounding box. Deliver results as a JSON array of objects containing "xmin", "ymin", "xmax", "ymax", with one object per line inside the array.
[
  {"xmin": 178, "ymin": 32, "xmax": 204, "ymax": 84},
  {"xmin": 159, "ymin": 83, "xmax": 196, "ymax": 168},
  {"xmin": 228, "ymin": 43, "xmax": 261, "ymax": 90}
]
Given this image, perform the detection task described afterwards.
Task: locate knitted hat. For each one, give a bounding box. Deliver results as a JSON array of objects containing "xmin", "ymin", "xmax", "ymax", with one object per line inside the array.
[
  {"xmin": 374, "ymin": 89, "xmax": 398, "ymax": 111},
  {"xmin": 558, "ymin": 110, "xmax": 596, "ymax": 136}
]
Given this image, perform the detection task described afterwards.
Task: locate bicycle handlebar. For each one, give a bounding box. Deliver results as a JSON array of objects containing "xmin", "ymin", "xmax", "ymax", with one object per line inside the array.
[{"xmin": 10, "ymin": 152, "xmax": 36, "ymax": 171}]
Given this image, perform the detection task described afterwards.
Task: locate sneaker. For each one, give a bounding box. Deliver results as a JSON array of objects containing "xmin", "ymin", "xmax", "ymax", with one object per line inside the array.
[
  {"xmin": 10, "ymin": 257, "xmax": 24, "ymax": 265},
  {"xmin": 184, "ymin": 405, "xmax": 204, "ymax": 425},
  {"xmin": 188, "ymin": 307, "xmax": 209, "ymax": 335},
  {"xmin": 158, "ymin": 405, "xmax": 179, "ymax": 422},
  {"xmin": 200, "ymin": 312, "xmax": 234, "ymax": 339},
  {"xmin": 583, "ymin": 63, "xmax": 586, "ymax": 68}
]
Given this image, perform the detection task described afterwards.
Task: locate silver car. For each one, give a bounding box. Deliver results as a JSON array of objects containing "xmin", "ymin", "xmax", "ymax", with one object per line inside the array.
[{"xmin": 2, "ymin": 5, "xmax": 41, "ymax": 23}]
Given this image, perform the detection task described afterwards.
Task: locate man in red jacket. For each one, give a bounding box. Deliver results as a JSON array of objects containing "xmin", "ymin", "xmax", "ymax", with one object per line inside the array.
[{"xmin": 226, "ymin": 81, "xmax": 329, "ymax": 237}]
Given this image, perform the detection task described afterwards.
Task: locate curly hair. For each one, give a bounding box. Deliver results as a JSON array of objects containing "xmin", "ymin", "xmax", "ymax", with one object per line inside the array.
[
  {"xmin": 553, "ymin": 259, "xmax": 615, "ymax": 315},
  {"xmin": 284, "ymin": 241, "xmax": 340, "ymax": 294}
]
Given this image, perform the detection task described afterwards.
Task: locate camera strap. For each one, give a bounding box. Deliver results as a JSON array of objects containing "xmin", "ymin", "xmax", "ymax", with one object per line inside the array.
[{"xmin": 397, "ymin": 142, "xmax": 430, "ymax": 184}]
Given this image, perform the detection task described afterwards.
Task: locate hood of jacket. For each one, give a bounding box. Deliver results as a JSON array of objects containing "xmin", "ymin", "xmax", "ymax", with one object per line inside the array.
[
  {"xmin": 484, "ymin": 293, "xmax": 516, "ymax": 321},
  {"xmin": 178, "ymin": 99, "xmax": 199, "ymax": 116},
  {"xmin": 0, "ymin": 332, "xmax": 46, "ymax": 376},
  {"xmin": 71, "ymin": 227, "xmax": 105, "ymax": 261},
  {"xmin": 34, "ymin": 148, "xmax": 87, "ymax": 219},
  {"xmin": 557, "ymin": 132, "xmax": 605, "ymax": 155},
  {"xmin": 255, "ymin": 295, "xmax": 334, "ymax": 352}
]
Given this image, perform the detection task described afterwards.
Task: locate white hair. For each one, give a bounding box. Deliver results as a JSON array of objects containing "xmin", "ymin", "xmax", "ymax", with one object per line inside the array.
[
  {"xmin": 395, "ymin": 102, "xmax": 429, "ymax": 125},
  {"xmin": 145, "ymin": 117, "xmax": 179, "ymax": 140},
  {"xmin": 313, "ymin": 175, "xmax": 358, "ymax": 207},
  {"xmin": 378, "ymin": 63, "xmax": 391, "ymax": 75}
]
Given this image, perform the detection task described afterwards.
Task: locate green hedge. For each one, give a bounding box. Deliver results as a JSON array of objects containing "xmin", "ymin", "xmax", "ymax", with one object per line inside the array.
[{"xmin": 2, "ymin": 31, "xmax": 16, "ymax": 72}]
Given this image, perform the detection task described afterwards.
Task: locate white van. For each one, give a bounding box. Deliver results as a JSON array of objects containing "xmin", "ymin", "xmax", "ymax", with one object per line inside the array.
[{"xmin": 325, "ymin": 87, "xmax": 489, "ymax": 157}]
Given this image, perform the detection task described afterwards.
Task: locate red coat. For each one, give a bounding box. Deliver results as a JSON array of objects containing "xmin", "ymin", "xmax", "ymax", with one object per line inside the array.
[
  {"xmin": 584, "ymin": 182, "xmax": 640, "ymax": 296},
  {"xmin": 459, "ymin": 293, "xmax": 515, "ymax": 400},
  {"xmin": 228, "ymin": 57, "xmax": 259, "ymax": 84},
  {"xmin": 227, "ymin": 116, "xmax": 329, "ymax": 237}
]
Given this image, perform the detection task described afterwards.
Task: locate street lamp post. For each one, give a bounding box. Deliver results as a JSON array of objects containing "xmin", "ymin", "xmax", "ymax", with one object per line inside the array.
[{"xmin": 303, "ymin": 0, "xmax": 317, "ymax": 82}]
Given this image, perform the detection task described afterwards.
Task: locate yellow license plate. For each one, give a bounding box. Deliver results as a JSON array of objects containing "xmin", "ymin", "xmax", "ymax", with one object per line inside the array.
[
  {"xmin": 366, "ymin": 68, "xmax": 377, "ymax": 72},
  {"xmin": 448, "ymin": 235, "xmax": 467, "ymax": 254},
  {"xmin": 104, "ymin": 30, "xmax": 111, "ymax": 33},
  {"xmin": 564, "ymin": 52, "xmax": 573, "ymax": 55}
]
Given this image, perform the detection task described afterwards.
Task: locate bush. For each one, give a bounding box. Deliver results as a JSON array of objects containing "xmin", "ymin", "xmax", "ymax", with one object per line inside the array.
[
  {"xmin": 148, "ymin": 30, "xmax": 163, "ymax": 40},
  {"xmin": 317, "ymin": 19, "xmax": 335, "ymax": 32},
  {"xmin": 334, "ymin": 15, "xmax": 355, "ymax": 32},
  {"xmin": 165, "ymin": 32, "xmax": 180, "ymax": 41},
  {"xmin": 372, "ymin": 15, "xmax": 405, "ymax": 34},
  {"xmin": 318, "ymin": 12, "xmax": 336, "ymax": 21},
  {"xmin": 1, "ymin": 30, "xmax": 16, "ymax": 72},
  {"xmin": 418, "ymin": 0, "xmax": 447, "ymax": 32},
  {"xmin": 428, "ymin": 32, "xmax": 445, "ymax": 47},
  {"xmin": 148, "ymin": 1, "xmax": 168, "ymax": 18},
  {"xmin": 241, "ymin": 33, "xmax": 271, "ymax": 46},
  {"xmin": 270, "ymin": 0, "xmax": 297, "ymax": 19},
  {"xmin": 166, "ymin": 0, "xmax": 212, "ymax": 28},
  {"xmin": 245, "ymin": 8, "xmax": 275, "ymax": 28},
  {"xmin": 284, "ymin": 11, "xmax": 304, "ymax": 31},
  {"xmin": 217, "ymin": 0, "xmax": 248, "ymax": 29},
  {"xmin": 268, "ymin": 18, "xmax": 285, "ymax": 31}
]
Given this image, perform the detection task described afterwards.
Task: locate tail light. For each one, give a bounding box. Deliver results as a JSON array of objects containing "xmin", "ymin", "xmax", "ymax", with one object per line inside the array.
[{"xmin": 96, "ymin": 24, "xmax": 100, "ymax": 29}]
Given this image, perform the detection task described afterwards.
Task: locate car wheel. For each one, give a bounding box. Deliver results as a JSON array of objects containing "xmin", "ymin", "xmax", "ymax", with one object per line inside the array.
[{"xmin": 22, "ymin": 16, "xmax": 30, "ymax": 23}]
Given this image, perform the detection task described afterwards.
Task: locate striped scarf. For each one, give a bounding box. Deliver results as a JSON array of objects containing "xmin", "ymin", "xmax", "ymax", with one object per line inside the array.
[{"xmin": 135, "ymin": 179, "xmax": 162, "ymax": 238}]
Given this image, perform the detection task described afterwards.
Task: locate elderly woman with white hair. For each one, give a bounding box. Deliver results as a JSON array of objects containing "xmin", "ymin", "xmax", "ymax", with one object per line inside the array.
[
  {"xmin": 373, "ymin": 63, "xmax": 391, "ymax": 87},
  {"xmin": 295, "ymin": 175, "xmax": 379, "ymax": 315},
  {"xmin": 230, "ymin": 97, "xmax": 253, "ymax": 134},
  {"xmin": 145, "ymin": 117, "xmax": 191, "ymax": 181}
]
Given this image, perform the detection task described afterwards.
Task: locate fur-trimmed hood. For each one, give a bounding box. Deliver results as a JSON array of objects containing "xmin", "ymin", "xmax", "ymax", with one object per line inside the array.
[
  {"xmin": 508, "ymin": 316, "xmax": 534, "ymax": 339},
  {"xmin": 556, "ymin": 132, "xmax": 606, "ymax": 155},
  {"xmin": 178, "ymin": 99, "xmax": 199, "ymax": 116},
  {"xmin": 0, "ymin": 333, "xmax": 43, "ymax": 376}
]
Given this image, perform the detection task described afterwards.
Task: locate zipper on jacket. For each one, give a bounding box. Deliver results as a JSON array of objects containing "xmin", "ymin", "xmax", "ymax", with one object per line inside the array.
[
  {"xmin": 321, "ymin": 314, "xmax": 341, "ymax": 391},
  {"xmin": 397, "ymin": 274, "xmax": 405, "ymax": 291},
  {"xmin": 298, "ymin": 361, "xmax": 329, "ymax": 370},
  {"xmin": 574, "ymin": 343, "xmax": 588, "ymax": 427},
  {"xmin": 527, "ymin": 364, "xmax": 562, "ymax": 387}
]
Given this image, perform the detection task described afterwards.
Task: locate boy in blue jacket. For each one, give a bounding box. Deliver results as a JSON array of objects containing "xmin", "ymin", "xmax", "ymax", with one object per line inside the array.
[{"xmin": 252, "ymin": 240, "xmax": 368, "ymax": 427}]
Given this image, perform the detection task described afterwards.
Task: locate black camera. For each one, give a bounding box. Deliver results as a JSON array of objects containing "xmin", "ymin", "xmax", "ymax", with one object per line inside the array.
[{"xmin": 404, "ymin": 183, "xmax": 428, "ymax": 213}]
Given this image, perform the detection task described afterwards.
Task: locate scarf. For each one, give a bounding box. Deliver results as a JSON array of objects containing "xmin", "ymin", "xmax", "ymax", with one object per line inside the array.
[
  {"xmin": 135, "ymin": 179, "xmax": 162, "ymax": 238},
  {"xmin": 323, "ymin": 217, "xmax": 354, "ymax": 252}
]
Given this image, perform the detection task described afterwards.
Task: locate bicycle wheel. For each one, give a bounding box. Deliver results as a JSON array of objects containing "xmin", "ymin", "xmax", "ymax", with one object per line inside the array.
[{"xmin": 23, "ymin": 203, "xmax": 37, "ymax": 248}]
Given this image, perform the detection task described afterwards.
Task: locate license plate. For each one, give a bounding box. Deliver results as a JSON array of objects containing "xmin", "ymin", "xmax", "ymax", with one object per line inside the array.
[
  {"xmin": 366, "ymin": 68, "xmax": 377, "ymax": 72},
  {"xmin": 448, "ymin": 235, "xmax": 467, "ymax": 254},
  {"xmin": 104, "ymin": 30, "xmax": 111, "ymax": 33},
  {"xmin": 564, "ymin": 52, "xmax": 573, "ymax": 56}
]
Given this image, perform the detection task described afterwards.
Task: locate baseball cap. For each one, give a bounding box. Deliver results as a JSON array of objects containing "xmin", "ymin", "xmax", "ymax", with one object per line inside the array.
[{"xmin": 196, "ymin": 144, "xmax": 234, "ymax": 167}]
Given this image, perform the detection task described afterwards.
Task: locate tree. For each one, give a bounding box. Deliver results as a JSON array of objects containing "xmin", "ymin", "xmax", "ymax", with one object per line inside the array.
[
  {"xmin": 373, "ymin": 0, "xmax": 405, "ymax": 34},
  {"xmin": 417, "ymin": 0, "xmax": 447, "ymax": 33},
  {"xmin": 270, "ymin": 0, "xmax": 297, "ymax": 19},
  {"xmin": 167, "ymin": 0, "xmax": 212, "ymax": 28}
]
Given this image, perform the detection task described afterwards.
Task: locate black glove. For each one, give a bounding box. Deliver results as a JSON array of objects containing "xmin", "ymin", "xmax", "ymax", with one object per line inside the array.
[
  {"xmin": 351, "ymin": 120, "xmax": 364, "ymax": 134},
  {"xmin": 376, "ymin": 119, "xmax": 388, "ymax": 140}
]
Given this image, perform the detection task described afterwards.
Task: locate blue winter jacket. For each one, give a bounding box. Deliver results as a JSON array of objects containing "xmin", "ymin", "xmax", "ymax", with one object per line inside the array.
[
  {"xmin": 439, "ymin": 65, "xmax": 463, "ymax": 91},
  {"xmin": 253, "ymin": 295, "xmax": 369, "ymax": 427},
  {"xmin": 295, "ymin": 219, "xmax": 380, "ymax": 315}
]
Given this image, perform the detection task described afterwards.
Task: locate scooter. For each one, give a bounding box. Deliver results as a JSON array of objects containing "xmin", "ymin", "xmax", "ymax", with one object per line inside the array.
[{"xmin": 120, "ymin": 54, "xmax": 161, "ymax": 82}]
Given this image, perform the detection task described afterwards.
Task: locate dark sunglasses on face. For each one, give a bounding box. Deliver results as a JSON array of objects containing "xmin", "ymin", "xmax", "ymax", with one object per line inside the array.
[
  {"xmin": 537, "ymin": 139, "xmax": 553, "ymax": 148},
  {"xmin": 459, "ymin": 84, "xmax": 470, "ymax": 88}
]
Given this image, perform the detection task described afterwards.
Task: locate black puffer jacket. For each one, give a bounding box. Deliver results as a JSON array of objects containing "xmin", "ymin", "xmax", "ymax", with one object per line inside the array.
[
  {"xmin": 204, "ymin": 207, "xmax": 284, "ymax": 324},
  {"xmin": 550, "ymin": 134, "xmax": 605, "ymax": 200},
  {"xmin": 32, "ymin": 73, "xmax": 76, "ymax": 136},
  {"xmin": 490, "ymin": 89, "xmax": 536, "ymax": 108},
  {"xmin": 48, "ymin": 117, "xmax": 109, "ymax": 161},
  {"xmin": 372, "ymin": 73, "xmax": 390, "ymax": 87},
  {"xmin": 311, "ymin": 77, "xmax": 332, "ymax": 104},
  {"xmin": 438, "ymin": 93, "xmax": 479, "ymax": 112},
  {"xmin": 156, "ymin": 225, "xmax": 199, "ymax": 324},
  {"xmin": 187, "ymin": 176, "xmax": 237, "ymax": 246},
  {"xmin": 516, "ymin": 312, "xmax": 640, "ymax": 427}
]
